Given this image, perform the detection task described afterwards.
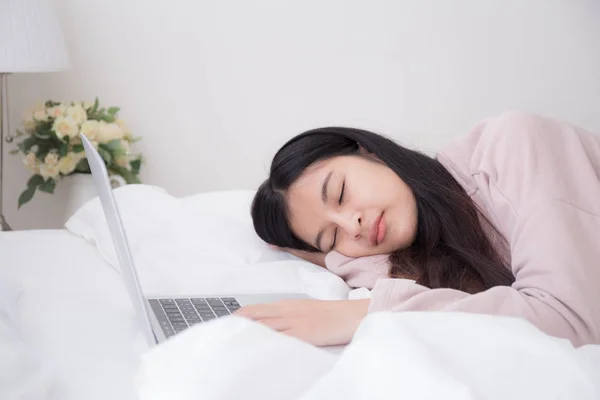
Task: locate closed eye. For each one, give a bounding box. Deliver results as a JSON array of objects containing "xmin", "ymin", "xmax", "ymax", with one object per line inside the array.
[
  {"xmin": 331, "ymin": 180, "xmax": 345, "ymax": 250},
  {"xmin": 331, "ymin": 228, "xmax": 338, "ymax": 251}
]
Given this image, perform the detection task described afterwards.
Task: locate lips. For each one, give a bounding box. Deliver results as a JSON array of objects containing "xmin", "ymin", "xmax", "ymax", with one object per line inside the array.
[{"xmin": 369, "ymin": 212, "xmax": 386, "ymax": 246}]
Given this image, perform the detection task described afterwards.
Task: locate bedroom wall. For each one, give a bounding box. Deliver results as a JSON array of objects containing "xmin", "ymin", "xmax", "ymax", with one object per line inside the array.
[{"xmin": 4, "ymin": 0, "xmax": 600, "ymax": 229}]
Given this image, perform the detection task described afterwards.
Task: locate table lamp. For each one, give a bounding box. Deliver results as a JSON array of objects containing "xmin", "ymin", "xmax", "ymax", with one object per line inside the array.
[{"xmin": 0, "ymin": 0, "xmax": 70, "ymax": 230}]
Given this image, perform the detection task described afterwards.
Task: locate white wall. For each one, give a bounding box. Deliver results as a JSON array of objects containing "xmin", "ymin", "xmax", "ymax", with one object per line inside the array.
[{"xmin": 4, "ymin": 0, "xmax": 600, "ymax": 229}]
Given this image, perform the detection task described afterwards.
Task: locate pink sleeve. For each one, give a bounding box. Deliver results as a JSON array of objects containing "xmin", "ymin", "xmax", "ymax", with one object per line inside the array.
[
  {"xmin": 324, "ymin": 251, "xmax": 391, "ymax": 289},
  {"xmin": 368, "ymin": 112, "xmax": 600, "ymax": 347}
]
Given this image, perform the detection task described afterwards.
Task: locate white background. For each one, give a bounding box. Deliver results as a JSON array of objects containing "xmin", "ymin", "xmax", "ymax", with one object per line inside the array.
[{"xmin": 4, "ymin": 0, "xmax": 600, "ymax": 229}]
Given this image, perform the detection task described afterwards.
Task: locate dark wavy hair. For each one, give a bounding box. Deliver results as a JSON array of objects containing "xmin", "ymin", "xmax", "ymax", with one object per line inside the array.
[{"xmin": 251, "ymin": 127, "xmax": 515, "ymax": 294}]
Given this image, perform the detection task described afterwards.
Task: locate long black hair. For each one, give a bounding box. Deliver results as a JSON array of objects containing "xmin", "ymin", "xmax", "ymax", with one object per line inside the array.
[{"xmin": 251, "ymin": 127, "xmax": 515, "ymax": 293}]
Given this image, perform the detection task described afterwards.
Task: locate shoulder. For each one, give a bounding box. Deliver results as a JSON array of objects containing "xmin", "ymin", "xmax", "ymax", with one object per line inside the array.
[{"xmin": 438, "ymin": 111, "xmax": 574, "ymax": 182}]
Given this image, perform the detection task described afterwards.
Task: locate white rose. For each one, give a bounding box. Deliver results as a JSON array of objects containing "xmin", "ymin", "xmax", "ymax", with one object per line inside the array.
[
  {"xmin": 44, "ymin": 152, "xmax": 59, "ymax": 166},
  {"xmin": 80, "ymin": 120, "xmax": 100, "ymax": 141},
  {"xmin": 97, "ymin": 122, "xmax": 124, "ymax": 143},
  {"xmin": 23, "ymin": 119, "xmax": 36, "ymax": 133},
  {"xmin": 52, "ymin": 116, "xmax": 79, "ymax": 140},
  {"xmin": 58, "ymin": 152, "xmax": 80, "ymax": 175},
  {"xmin": 22, "ymin": 109, "xmax": 36, "ymax": 133},
  {"xmin": 47, "ymin": 104, "xmax": 66, "ymax": 119},
  {"xmin": 40, "ymin": 163, "xmax": 60, "ymax": 180},
  {"xmin": 23, "ymin": 152, "xmax": 38, "ymax": 171},
  {"xmin": 120, "ymin": 139, "xmax": 130, "ymax": 153},
  {"xmin": 66, "ymin": 104, "xmax": 87, "ymax": 125},
  {"xmin": 115, "ymin": 155, "xmax": 131, "ymax": 170},
  {"xmin": 33, "ymin": 109, "xmax": 49, "ymax": 122}
]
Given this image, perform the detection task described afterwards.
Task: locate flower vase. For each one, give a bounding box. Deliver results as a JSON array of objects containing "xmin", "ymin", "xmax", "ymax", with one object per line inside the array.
[{"xmin": 62, "ymin": 173, "xmax": 126, "ymax": 224}]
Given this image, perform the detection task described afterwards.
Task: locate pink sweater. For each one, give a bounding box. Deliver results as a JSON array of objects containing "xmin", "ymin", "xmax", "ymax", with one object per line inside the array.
[{"xmin": 325, "ymin": 111, "xmax": 600, "ymax": 347}]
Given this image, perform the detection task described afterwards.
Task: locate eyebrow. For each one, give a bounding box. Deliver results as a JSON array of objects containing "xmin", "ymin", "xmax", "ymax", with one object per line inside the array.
[
  {"xmin": 321, "ymin": 171, "xmax": 333, "ymax": 203},
  {"xmin": 315, "ymin": 171, "xmax": 333, "ymax": 251}
]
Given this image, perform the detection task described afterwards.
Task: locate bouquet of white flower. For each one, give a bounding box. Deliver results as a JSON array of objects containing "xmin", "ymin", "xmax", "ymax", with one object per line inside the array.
[{"xmin": 10, "ymin": 98, "xmax": 143, "ymax": 208}]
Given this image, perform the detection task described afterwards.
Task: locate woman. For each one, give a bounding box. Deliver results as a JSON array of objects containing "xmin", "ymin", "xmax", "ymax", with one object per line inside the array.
[{"xmin": 235, "ymin": 111, "xmax": 600, "ymax": 348}]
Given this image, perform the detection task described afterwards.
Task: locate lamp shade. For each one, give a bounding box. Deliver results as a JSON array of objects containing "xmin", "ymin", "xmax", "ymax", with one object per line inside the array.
[{"xmin": 0, "ymin": 0, "xmax": 70, "ymax": 73}]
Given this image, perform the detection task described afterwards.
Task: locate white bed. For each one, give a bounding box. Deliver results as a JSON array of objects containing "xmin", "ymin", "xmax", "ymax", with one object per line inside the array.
[
  {"xmin": 1, "ymin": 185, "xmax": 599, "ymax": 400},
  {"xmin": 1, "ymin": 229, "xmax": 145, "ymax": 399},
  {"xmin": 0, "ymin": 186, "xmax": 357, "ymax": 399}
]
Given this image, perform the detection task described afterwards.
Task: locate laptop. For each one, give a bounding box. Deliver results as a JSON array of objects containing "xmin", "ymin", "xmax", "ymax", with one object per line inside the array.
[{"xmin": 80, "ymin": 133, "xmax": 310, "ymax": 347}]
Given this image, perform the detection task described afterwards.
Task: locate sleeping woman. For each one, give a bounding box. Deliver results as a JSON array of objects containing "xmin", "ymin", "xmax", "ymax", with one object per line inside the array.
[{"xmin": 235, "ymin": 111, "xmax": 600, "ymax": 348}]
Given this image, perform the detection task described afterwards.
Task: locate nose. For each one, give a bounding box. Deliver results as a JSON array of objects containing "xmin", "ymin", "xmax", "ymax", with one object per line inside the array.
[{"xmin": 334, "ymin": 211, "xmax": 362, "ymax": 240}]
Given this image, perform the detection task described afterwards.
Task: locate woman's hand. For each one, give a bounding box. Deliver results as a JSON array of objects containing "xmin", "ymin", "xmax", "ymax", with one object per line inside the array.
[
  {"xmin": 269, "ymin": 245, "xmax": 327, "ymax": 268},
  {"xmin": 234, "ymin": 298, "xmax": 370, "ymax": 347}
]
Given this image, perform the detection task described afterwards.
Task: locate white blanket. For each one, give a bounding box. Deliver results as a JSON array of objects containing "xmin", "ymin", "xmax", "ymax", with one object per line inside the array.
[{"xmin": 136, "ymin": 312, "xmax": 600, "ymax": 400}]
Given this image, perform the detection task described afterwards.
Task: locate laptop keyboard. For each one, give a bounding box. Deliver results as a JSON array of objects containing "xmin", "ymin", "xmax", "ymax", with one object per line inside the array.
[{"xmin": 149, "ymin": 297, "xmax": 241, "ymax": 338}]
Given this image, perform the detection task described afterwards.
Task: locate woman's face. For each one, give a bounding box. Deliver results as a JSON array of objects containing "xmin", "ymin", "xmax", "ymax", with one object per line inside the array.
[{"xmin": 285, "ymin": 154, "xmax": 418, "ymax": 258}]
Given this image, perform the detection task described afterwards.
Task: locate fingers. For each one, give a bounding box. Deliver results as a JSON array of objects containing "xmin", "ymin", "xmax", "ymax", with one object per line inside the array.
[
  {"xmin": 261, "ymin": 318, "xmax": 293, "ymax": 332},
  {"xmin": 234, "ymin": 303, "xmax": 279, "ymax": 320}
]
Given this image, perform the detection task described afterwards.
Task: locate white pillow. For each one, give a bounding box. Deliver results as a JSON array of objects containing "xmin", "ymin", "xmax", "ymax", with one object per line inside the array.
[
  {"xmin": 0, "ymin": 278, "xmax": 57, "ymax": 399},
  {"xmin": 65, "ymin": 185, "xmax": 298, "ymax": 270},
  {"xmin": 64, "ymin": 185, "xmax": 356, "ymax": 300}
]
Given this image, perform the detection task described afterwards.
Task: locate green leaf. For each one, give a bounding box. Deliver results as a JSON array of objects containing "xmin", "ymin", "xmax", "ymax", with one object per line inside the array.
[
  {"xmin": 130, "ymin": 158, "xmax": 141, "ymax": 174},
  {"xmin": 111, "ymin": 165, "xmax": 141, "ymax": 184},
  {"xmin": 100, "ymin": 115, "xmax": 115, "ymax": 123},
  {"xmin": 72, "ymin": 144, "xmax": 85, "ymax": 153},
  {"xmin": 58, "ymin": 142, "xmax": 69, "ymax": 157},
  {"xmin": 18, "ymin": 187, "xmax": 36, "ymax": 208},
  {"xmin": 22, "ymin": 136, "xmax": 37, "ymax": 152},
  {"xmin": 98, "ymin": 147, "xmax": 112, "ymax": 164},
  {"xmin": 45, "ymin": 100, "xmax": 61, "ymax": 108},
  {"xmin": 27, "ymin": 174, "xmax": 45, "ymax": 188},
  {"xmin": 38, "ymin": 179, "xmax": 56, "ymax": 194},
  {"xmin": 91, "ymin": 97, "xmax": 99, "ymax": 114},
  {"xmin": 35, "ymin": 143, "xmax": 51, "ymax": 160},
  {"xmin": 107, "ymin": 107, "xmax": 120, "ymax": 116},
  {"xmin": 103, "ymin": 139, "xmax": 122, "ymax": 152},
  {"xmin": 15, "ymin": 129, "xmax": 25, "ymax": 137},
  {"xmin": 75, "ymin": 158, "xmax": 90, "ymax": 173}
]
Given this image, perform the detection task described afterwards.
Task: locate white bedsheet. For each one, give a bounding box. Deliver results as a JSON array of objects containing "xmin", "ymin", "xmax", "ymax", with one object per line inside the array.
[
  {"xmin": 0, "ymin": 229, "xmax": 360, "ymax": 400},
  {"xmin": 137, "ymin": 312, "xmax": 600, "ymax": 400},
  {"xmin": 0, "ymin": 230, "xmax": 147, "ymax": 400}
]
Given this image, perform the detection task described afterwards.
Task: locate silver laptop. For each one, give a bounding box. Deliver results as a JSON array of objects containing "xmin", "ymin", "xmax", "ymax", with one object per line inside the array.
[{"xmin": 80, "ymin": 133, "xmax": 310, "ymax": 347}]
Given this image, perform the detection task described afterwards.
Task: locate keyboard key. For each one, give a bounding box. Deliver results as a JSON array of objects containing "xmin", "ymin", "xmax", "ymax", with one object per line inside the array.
[
  {"xmin": 161, "ymin": 304, "xmax": 178, "ymax": 310},
  {"xmin": 226, "ymin": 305, "xmax": 240, "ymax": 312},
  {"xmin": 176, "ymin": 299, "xmax": 192, "ymax": 305},
  {"xmin": 207, "ymin": 298, "xmax": 223, "ymax": 307},
  {"xmin": 171, "ymin": 321, "xmax": 188, "ymax": 327},
  {"xmin": 222, "ymin": 297, "xmax": 236, "ymax": 302},
  {"xmin": 191, "ymin": 298, "xmax": 207, "ymax": 305},
  {"xmin": 215, "ymin": 310, "xmax": 230, "ymax": 317},
  {"xmin": 202, "ymin": 315, "xmax": 216, "ymax": 321},
  {"xmin": 199, "ymin": 312, "xmax": 215, "ymax": 319},
  {"xmin": 168, "ymin": 318, "xmax": 185, "ymax": 323},
  {"xmin": 159, "ymin": 299, "xmax": 175, "ymax": 305}
]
